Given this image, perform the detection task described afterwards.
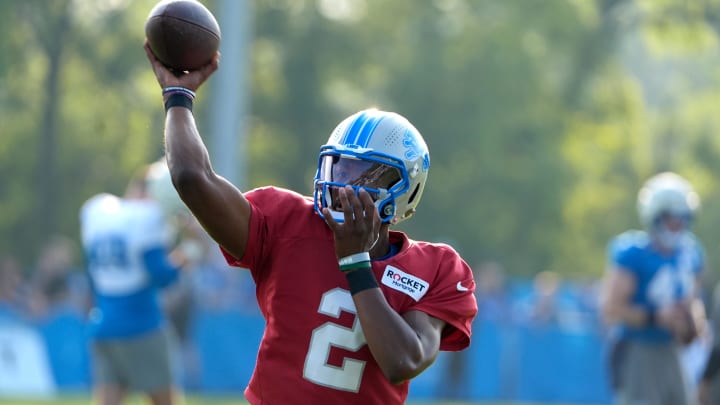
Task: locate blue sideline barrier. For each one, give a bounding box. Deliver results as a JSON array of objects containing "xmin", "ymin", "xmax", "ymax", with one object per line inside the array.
[{"xmin": 12, "ymin": 310, "xmax": 615, "ymax": 403}]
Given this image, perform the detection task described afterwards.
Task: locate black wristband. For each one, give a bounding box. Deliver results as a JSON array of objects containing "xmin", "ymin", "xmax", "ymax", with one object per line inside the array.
[
  {"xmin": 345, "ymin": 267, "xmax": 379, "ymax": 295},
  {"xmin": 164, "ymin": 93, "xmax": 193, "ymax": 112}
]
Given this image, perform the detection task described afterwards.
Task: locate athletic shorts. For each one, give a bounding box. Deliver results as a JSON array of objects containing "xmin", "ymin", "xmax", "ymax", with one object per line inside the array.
[
  {"xmin": 614, "ymin": 340, "xmax": 690, "ymax": 405},
  {"xmin": 91, "ymin": 326, "xmax": 178, "ymax": 392}
]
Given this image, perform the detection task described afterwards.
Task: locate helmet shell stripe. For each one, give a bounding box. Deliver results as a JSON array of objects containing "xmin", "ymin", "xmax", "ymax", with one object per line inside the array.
[
  {"xmin": 354, "ymin": 115, "xmax": 385, "ymax": 147},
  {"xmin": 341, "ymin": 111, "xmax": 369, "ymax": 145},
  {"xmin": 341, "ymin": 111, "xmax": 385, "ymax": 147}
]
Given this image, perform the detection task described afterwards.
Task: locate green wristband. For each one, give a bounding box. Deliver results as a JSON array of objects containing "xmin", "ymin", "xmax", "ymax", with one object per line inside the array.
[{"xmin": 339, "ymin": 261, "xmax": 371, "ymax": 273}]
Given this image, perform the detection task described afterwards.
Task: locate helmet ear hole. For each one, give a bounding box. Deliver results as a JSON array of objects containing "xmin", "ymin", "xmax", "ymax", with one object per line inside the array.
[{"xmin": 407, "ymin": 184, "xmax": 421, "ymax": 205}]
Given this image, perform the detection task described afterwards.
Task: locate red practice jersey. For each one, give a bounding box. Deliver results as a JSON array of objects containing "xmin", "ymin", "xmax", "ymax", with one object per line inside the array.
[{"xmin": 221, "ymin": 186, "xmax": 477, "ymax": 405}]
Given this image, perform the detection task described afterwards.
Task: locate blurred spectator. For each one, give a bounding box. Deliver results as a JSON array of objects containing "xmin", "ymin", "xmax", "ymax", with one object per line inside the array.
[
  {"xmin": 567, "ymin": 277, "xmax": 605, "ymax": 332},
  {"xmin": 27, "ymin": 235, "xmax": 89, "ymax": 318},
  {"xmin": 573, "ymin": 278, "xmax": 602, "ymax": 316},
  {"xmin": 440, "ymin": 260, "xmax": 508, "ymax": 400},
  {"xmin": 474, "ymin": 261, "xmax": 510, "ymax": 322},
  {"xmin": 513, "ymin": 270, "xmax": 580, "ymax": 328},
  {"xmin": 0, "ymin": 255, "xmax": 30, "ymax": 320},
  {"xmin": 189, "ymin": 243, "xmax": 258, "ymax": 313}
]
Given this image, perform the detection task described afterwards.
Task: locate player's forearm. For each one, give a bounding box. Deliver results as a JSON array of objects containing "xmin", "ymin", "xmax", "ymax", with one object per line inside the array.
[
  {"xmin": 602, "ymin": 302, "xmax": 650, "ymax": 328},
  {"xmin": 163, "ymin": 107, "xmax": 252, "ymax": 260},
  {"xmin": 165, "ymin": 108, "xmax": 211, "ymax": 172},
  {"xmin": 353, "ymin": 289, "xmax": 433, "ymax": 384},
  {"xmin": 164, "ymin": 108, "xmax": 213, "ymax": 198}
]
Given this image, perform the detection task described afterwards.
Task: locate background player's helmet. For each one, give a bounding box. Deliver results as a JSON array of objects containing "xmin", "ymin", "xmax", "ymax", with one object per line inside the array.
[
  {"xmin": 636, "ymin": 172, "xmax": 700, "ymax": 229},
  {"xmin": 146, "ymin": 157, "xmax": 187, "ymax": 217},
  {"xmin": 313, "ymin": 109, "xmax": 431, "ymax": 224}
]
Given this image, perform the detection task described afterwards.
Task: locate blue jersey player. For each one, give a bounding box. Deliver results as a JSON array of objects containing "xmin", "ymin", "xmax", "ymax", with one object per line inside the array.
[
  {"xmin": 80, "ymin": 161, "xmax": 188, "ymax": 405},
  {"xmin": 601, "ymin": 172, "xmax": 707, "ymax": 405}
]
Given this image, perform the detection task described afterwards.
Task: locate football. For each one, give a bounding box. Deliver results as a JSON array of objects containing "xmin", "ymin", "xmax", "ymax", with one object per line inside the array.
[{"xmin": 145, "ymin": 0, "xmax": 221, "ymax": 71}]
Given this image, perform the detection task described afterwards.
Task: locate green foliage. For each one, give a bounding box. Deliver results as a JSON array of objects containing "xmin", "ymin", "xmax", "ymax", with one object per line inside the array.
[{"xmin": 2, "ymin": 0, "xmax": 720, "ymax": 281}]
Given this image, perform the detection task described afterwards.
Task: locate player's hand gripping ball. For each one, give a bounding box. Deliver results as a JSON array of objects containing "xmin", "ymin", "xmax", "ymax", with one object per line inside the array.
[
  {"xmin": 145, "ymin": 0, "xmax": 221, "ymax": 71},
  {"xmin": 675, "ymin": 302, "xmax": 698, "ymax": 345}
]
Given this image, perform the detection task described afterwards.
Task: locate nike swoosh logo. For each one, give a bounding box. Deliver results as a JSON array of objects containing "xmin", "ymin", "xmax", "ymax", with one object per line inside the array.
[{"xmin": 456, "ymin": 281, "xmax": 469, "ymax": 292}]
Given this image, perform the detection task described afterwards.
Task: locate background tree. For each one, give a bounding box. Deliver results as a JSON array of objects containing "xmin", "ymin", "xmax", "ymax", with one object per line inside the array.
[{"xmin": 2, "ymin": 0, "xmax": 720, "ymax": 282}]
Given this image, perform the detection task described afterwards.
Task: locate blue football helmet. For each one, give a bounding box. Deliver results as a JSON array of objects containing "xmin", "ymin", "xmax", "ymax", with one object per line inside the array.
[
  {"xmin": 637, "ymin": 172, "xmax": 700, "ymax": 250},
  {"xmin": 637, "ymin": 172, "xmax": 700, "ymax": 228},
  {"xmin": 313, "ymin": 109, "xmax": 430, "ymax": 224}
]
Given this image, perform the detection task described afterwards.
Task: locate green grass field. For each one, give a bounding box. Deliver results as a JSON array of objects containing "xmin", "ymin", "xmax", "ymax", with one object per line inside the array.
[
  {"xmin": 0, "ymin": 397, "xmax": 588, "ymax": 405},
  {"xmin": 0, "ymin": 399, "xmax": 468, "ymax": 405},
  {"xmin": 0, "ymin": 395, "xmax": 588, "ymax": 405}
]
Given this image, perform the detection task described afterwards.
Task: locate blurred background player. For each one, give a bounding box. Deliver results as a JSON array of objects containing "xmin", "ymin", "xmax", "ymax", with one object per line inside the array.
[
  {"xmin": 79, "ymin": 158, "xmax": 199, "ymax": 405},
  {"xmin": 698, "ymin": 283, "xmax": 720, "ymax": 405},
  {"xmin": 600, "ymin": 172, "xmax": 707, "ymax": 405},
  {"xmin": 144, "ymin": 43, "xmax": 477, "ymax": 404}
]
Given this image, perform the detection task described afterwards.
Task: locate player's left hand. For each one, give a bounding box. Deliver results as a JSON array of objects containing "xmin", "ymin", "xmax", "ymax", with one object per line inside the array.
[
  {"xmin": 323, "ymin": 186, "xmax": 381, "ymax": 260},
  {"xmin": 144, "ymin": 40, "xmax": 219, "ymax": 92}
]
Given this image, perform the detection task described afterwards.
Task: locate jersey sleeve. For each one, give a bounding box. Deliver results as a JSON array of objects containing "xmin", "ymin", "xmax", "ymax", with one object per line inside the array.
[
  {"xmin": 691, "ymin": 236, "xmax": 706, "ymax": 275},
  {"xmin": 142, "ymin": 247, "xmax": 180, "ymax": 288},
  {"xmin": 220, "ymin": 187, "xmax": 303, "ymax": 271},
  {"xmin": 220, "ymin": 196, "xmax": 268, "ymax": 270},
  {"xmin": 607, "ymin": 232, "xmax": 642, "ymax": 273},
  {"xmin": 407, "ymin": 246, "xmax": 477, "ymax": 352}
]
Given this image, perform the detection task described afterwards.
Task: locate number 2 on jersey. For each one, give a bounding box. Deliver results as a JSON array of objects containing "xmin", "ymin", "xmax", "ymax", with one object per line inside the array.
[{"xmin": 303, "ymin": 288, "xmax": 366, "ymax": 392}]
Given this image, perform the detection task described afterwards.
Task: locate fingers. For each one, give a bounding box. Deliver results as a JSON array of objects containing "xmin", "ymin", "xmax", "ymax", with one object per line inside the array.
[
  {"xmin": 335, "ymin": 186, "xmax": 359, "ymax": 224},
  {"xmin": 339, "ymin": 186, "xmax": 374, "ymax": 222},
  {"xmin": 322, "ymin": 207, "xmax": 339, "ymax": 230},
  {"xmin": 357, "ymin": 188, "xmax": 378, "ymax": 219},
  {"xmin": 143, "ymin": 41, "xmax": 164, "ymax": 71},
  {"xmin": 357, "ymin": 188, "xmax": 381, "ymax": 245},
  {"xmin": 144, "ymin": 41, "xmax": 219, "ymax": 91},
  {"xmin": 143, "ymin": 40, "xmax": 156, "ymax": 61},
  {"xmin": 325, "ymin": 186, "xmax": 379, "ymax": 226},
  {"xmin": 144, "ymin": 41, "xmax": 172, "ymax": 88},
  {"xmin": 200, "ymin": 51, "xmax": 221, "ymax": 76}
]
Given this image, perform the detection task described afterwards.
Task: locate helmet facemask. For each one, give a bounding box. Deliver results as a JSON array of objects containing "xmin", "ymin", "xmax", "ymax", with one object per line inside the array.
[
  {"xmin": 314, "ymin": 147, "xmax": 405, "ymax": 223},
  {"xmin": 652, "ymin": 212, "xmax": 693, "ymax": 250}
]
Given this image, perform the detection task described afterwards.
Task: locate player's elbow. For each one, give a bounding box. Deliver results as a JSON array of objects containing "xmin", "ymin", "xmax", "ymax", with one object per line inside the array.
[
  {"xmin": 170, "ymin": 166, "xmax": 211, "ymax": 197},
  {"xmin": 383, "ymin": 365, "xmax": 418, "ymax": 385},
  {"xmin": 381, "ymin": 346, "xmax": 433, "ymax": 385}
]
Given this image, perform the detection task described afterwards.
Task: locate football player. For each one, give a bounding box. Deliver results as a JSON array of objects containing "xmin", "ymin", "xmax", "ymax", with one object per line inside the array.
[
  {"xmin": 600, "ymin": 172, "xmax": 707, "ymax": 405},
  {"xmin": 144, "ymin": 43, "xmax": 478, "ymax": 404},
  {"xmin": 698, "ymin": 284, "xmax": 720, "ymax": 405},
  {"xmin": 80, "ymin": 160, "xmax": 193, "ymax": 405}
]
